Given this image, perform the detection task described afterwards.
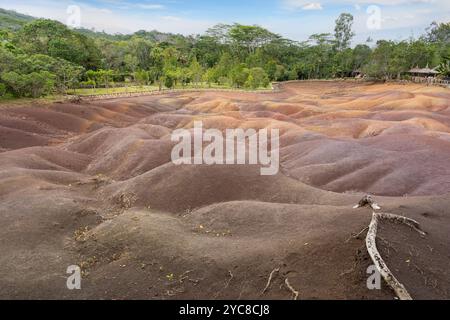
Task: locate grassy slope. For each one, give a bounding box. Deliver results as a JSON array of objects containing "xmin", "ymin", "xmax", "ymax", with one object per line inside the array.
[
  {"xmin": 0, "ymin": 83, "xmax": 271, "ymax": 105},
  {"xmin": 0, "ymin": 7, "xmax": 186, "ymax": 43},
  {"xmin": 0, "ymin": 8, "xmax": 35, "ymax": 31},
  {"xmin": 74, "ymin": 85, "xmax": 160, "ymax": 96},
  {"xmin": 73, "ymin": 83, "xmax": 272, "ymax": 96}
]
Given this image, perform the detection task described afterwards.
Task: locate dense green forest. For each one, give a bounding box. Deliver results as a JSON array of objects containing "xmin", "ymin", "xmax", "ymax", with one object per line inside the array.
[{"xmin": 0, "ymin": 8, "xmax": 449, "ymax": 98}]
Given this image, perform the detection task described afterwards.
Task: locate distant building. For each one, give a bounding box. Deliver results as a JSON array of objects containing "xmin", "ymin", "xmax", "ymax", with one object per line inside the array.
[
  {"xmin": 408, "ymin": 65, "xmax": 439, "ymax": 78},
  {"xmin": 407, "ymin": 65, "xmax": 440, "ymax": 85}
]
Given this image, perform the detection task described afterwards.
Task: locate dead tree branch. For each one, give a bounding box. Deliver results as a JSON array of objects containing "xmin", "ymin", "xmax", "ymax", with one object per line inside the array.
[
  {"xmin": 354, "ymin": 195, "xmax": 381, "ymax": 210},
  {"xmin": 366, "ymin": 212, "xmax": 426, "ymax": 300},
  {"xmin": 262, "ymin": 268, "xmax": 280, "ymax": 295},
  {"xmin": 285, "ymin": 278, "xmax": 299, "ymax": 300},
  {"xmin": 345, "ymin": 226, "xmax": 369, "ymax": 243},
  {"xmin": 225, "ymin": 270, "xmax": 234, "ymax": 288}
]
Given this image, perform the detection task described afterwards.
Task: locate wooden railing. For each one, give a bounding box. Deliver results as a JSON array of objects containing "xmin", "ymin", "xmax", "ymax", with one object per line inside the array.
[
  {"xmin": 66, "ymin": 84, "xmax": 281, "ymax": 101},
  {"xmin": 63, "ymin": 79, "xmax": 448, "ymax": 102},
  {"xmin": 409, "ymin": 77, "xmax": 450, "ymax": 86}
]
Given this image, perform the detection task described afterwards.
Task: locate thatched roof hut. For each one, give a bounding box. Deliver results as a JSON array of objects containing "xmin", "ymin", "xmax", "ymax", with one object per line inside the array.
[{"xmin": 408, "ymin": 65, "xmax": 439, "ymax": 77}]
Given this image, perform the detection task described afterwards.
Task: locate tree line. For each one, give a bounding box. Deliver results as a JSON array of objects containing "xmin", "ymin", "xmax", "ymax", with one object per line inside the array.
[{"xmin": 0, "ymin": 12, "xmax": 449, "ymax": 98}]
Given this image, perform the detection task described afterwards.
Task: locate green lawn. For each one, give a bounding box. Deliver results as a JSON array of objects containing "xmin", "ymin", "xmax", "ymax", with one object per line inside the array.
[
  {"xmin": 0, "ymin": 94, "xmax": 66, "ymax": 107},
  {"xmin": 0, "ymin": 83, "xmax": 273, "ymax": 105},
  {"xmin": 73, "ymin": 82, "xmax": 272, "ymax": 96},
  {"xmin": 172, "ymin": 82, "xmax": 272, "ymax": 90},
  {"xmin": 73, "ymin": 85, "xmax": 160, "ymax": 96}
]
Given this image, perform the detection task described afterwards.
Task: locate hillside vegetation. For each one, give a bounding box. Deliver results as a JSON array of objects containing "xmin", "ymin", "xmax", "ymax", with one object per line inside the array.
[
  {"xmin": 0, "ymin": 8, "xmax": 35, "ymax": 30},
  {"xmin": 0, "ymin": 8, "xmax": 449, "ymax": 99}
]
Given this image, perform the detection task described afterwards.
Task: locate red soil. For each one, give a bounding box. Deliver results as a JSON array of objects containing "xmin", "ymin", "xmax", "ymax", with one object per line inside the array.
[{"xmin": 0, "ymin": 81, "xmax": 449, "ymax": 299}]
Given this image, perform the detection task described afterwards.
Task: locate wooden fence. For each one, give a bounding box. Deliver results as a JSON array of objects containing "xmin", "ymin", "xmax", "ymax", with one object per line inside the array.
[
  {"xmin": 63, "ymin": 79, "xmax": 448, "ymax": 102},
  {"xmin": 66, "ymin": 84, "xmax": 281, "ymax": 102}
]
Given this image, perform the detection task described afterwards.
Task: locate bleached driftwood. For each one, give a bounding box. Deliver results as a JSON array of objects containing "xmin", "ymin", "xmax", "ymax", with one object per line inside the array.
[
  {"xmin": 354, "ymin": 195, "xmax": 381, "ymax": 210},
  {"xmin": 366, "ymin": 212, "xmax": 427, "ymax": 300},
  {"xmin": 262, "ymin": 268, "xmax": 280, "ymax": 295},
  {"xmin": 284, "ymin": 278, "xmax": 299, "ymax": 300}
]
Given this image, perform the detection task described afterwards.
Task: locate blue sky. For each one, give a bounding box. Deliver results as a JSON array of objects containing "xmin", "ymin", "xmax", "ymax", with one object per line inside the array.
[{"xmin": 0, "ymin": 0, "xmax": 448, "ymax": 43}]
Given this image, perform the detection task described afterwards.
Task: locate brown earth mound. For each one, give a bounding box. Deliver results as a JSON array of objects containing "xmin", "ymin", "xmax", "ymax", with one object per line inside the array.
[{"xmin": 0, "ymin": 81, "xmax": 449, "ymax": 299}]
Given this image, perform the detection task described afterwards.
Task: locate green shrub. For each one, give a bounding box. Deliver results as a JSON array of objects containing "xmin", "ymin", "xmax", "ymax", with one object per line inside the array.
[
  {"xmin": 1, "ymin": 71, "xmax": 55, "ymax": 97},
  {"xmin": 245, "ymin": 67, "xmax": 269, "ymax": 89},
  {"xmin": 230, "ymin": 64, "xmax": 249, "ymax": 88},
  {"xmin": 217, "ymin": 76, "xmax": 229, "ymax": 86},
  {"xmin": 164, "ymin": 75, "xmax": 174, "ymax": 89},
  {"xmin": 135, "ymin": 70, "xmax": 149, "ymax": 86},
  {"xmin": 0, "ymin": 83, "xmax": 6, "ymax": 96}
]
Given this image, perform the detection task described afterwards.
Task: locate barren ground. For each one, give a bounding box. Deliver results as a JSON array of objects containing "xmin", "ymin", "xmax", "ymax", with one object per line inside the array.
[{"xmin": 0, "ymin": 81, "xmax": 449, "ymax": 300}]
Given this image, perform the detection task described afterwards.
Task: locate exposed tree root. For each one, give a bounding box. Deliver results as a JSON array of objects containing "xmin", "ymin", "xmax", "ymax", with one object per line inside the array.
[
  {"xmin": 285, "ymin": 278, "xmax": 299, "ymax": 300},
  {"xmin": 261, "ymin": 268, "xmax": 280, "ymax": 295},
  {"xmin": 225, "ymin": 270, "xmax": 234, "ymax": 288},
  {"xmin": 376, "ymin": 212, "xmax": 427, "ymax": 237},
  {"xmin": 366, "ymin": 212, "xmax": 427, "ymax": 300},
  {"xmin": 345, "ymin": 226, "xmax": 369, "ymax": 243}
]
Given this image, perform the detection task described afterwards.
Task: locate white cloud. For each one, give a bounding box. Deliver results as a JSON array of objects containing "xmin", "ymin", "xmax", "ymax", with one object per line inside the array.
[
  {"xmin": 352, "ymin": 0, "xmax": 434, "ymax": 4},
  {"xmin": 135, "ymin": 4, "xmax": 165, "ymax": 10},
  {"xmin": 282, "ymin": 0, "xmax": 444, "ymax": 7},
  {"xmin": 0, "ymin": 0, "xmax": 448, "ymax": 42},
  {"xmin": 302, "ymin": 3, "xmax": 323, "ymax": 10},
  {"xmin": 283, "ymin": 0, "xmax": 312, "ymax": 10},
  {"xmin": 261, "ymin": 14, "xmax": 335, "ymax": 40},
  {"xmin": 162, "ymin": 15, "xmax": 182, "ymax": 21},
  {"xmin": 0, "ymin": 0, "xmax": 212, "ymax": 35},
  {"xmin": 282, "ymin": 0, "xmax": 323, "ymax": 10}
]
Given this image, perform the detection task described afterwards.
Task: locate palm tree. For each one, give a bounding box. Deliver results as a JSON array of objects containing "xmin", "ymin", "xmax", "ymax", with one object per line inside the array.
[{"xmin": 436, "ymin": 56, "xmax": 450, "ymax": 77}]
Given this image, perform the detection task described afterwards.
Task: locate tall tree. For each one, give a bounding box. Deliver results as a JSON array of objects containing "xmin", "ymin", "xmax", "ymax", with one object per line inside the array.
[{"xmin": 334, "ymin": 13, "xmax": 355, "ymax": 52}]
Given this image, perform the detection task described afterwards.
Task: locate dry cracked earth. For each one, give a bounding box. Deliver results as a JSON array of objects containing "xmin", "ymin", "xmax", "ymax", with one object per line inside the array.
[{"xmin": 0, "ymin": 81, "xmax": 449, "ymax": 300}]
